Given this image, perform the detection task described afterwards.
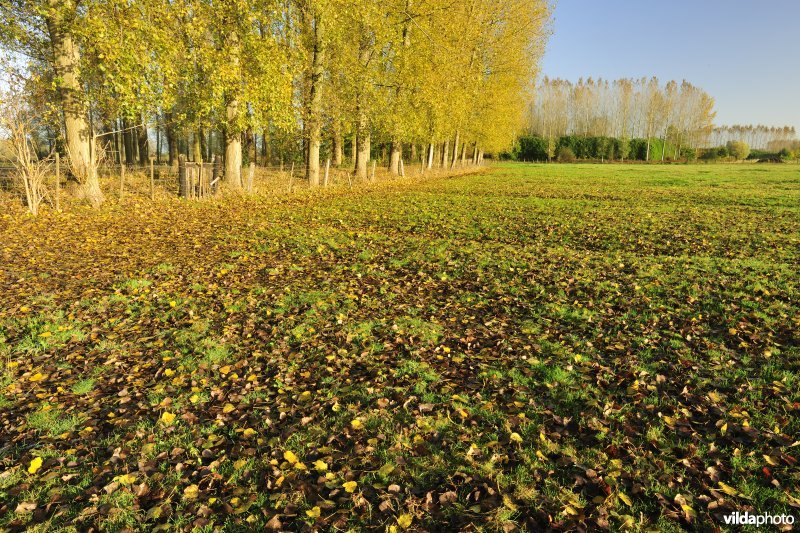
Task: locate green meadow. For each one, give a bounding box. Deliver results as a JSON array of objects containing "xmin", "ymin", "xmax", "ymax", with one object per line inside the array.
[{"xmin": 1, "ymin": 163, "xmax": 798, "ymax": 531}]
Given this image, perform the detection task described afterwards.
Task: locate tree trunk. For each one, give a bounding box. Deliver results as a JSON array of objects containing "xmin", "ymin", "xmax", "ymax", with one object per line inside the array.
[
  {"xmin": 200, "ymin": 128, "xmax": 208, "ymax": 163},
  {"xmin": 192, "ymin": 130, "xmax": 203, "ymax": 163},
  {"xmin": 426, "ymin": 142, "xmax": 434, "ymax": 169},
  {"xmin": 389, "ymin": 139, "xmax": 401, "ymax": 174},
  {"xmin": 46, "ymin": 2, "xmax": 103, "ymax": 206},
  {"xmin": 351, "ymin": 134, "xmax": 357, "ymax": 168},
  {"xmin": 305, "ymin": 12, "xmax": 325, "ymax": 187},
  {"xmin": 166, "ymin": 112, "xmax": 177, "ymax": 166},
  {"xmin": 440, "ymin": 140, "xmax": 449, "ymax": 168},
  {"xmin": 137, "ymin": 120, "xmax": 149, "ymax": 165},
  {"xmin": 122, "ymin": 118, "xmax": 135, "ymax": 165},
  {"xmin": 332, "ymin": 127, "xmax": 343, "ymax": 166},
  {"xmin": 451, "ymin": 131, "xmax": 460, "ymax": 169},
  {"xmin": 223, "ymin": 30, "xmax": 242, "ymax": 190},
  {"xmin": 355, "ymin": 125, "xmax": 370, "ymax": 181}
]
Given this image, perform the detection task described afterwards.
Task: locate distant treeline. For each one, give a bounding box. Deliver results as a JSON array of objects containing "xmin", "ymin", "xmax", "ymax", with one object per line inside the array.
[{"xmin": 505, "ymin": 135, "xmax": 800, "ymax": 163}]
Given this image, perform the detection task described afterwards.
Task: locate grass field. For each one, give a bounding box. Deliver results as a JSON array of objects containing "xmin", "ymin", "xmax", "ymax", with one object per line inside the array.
[{"xmin": 0, "ymin": 163, "xmax": 798, "ymax": 531}]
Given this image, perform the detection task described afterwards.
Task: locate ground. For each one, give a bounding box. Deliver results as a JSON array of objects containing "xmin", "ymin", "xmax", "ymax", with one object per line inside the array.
[{"xmin": 0, "ymin": 163, "xmax": 798, "ymax": 531}]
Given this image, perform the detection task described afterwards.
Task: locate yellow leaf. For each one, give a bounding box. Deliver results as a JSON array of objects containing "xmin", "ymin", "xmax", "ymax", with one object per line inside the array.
[
  {"xmin": 313, "ymin": 459, "xmax": 328, "ymax": 472},
  {"xmin": 342, "ymin": 481, "xmax": 357, "ymax": 493},
  {"xmin": 763, "ymin": 455, "xmax": 779, "ymax": 466},
  {"xmin": 183, "ymin": 484, "xmax": 199, "ymax": 500},
  {"xmin": 243, "ymin": 428, "xmax": 256, "ymax": 437},
  {"xmin": 619, "ymin": 492, "xmax": 632, "ymax": 506},
  {"xmin": 306, "ymin": 506, "xmax": 321, "ymax": 518},
  {"xmin": 234, "ymin": 459, "xmax": 248, "ymax": 469},
  {"xmin": 28, "ymin": 373, "xmax": 45, "ymax": 382},
  {"xmin": 115, "ymin": 473, "xmax": 137, "ymax": 485},
  {"xmin": 190, "ymin": 394, "xmax": 200, "ymax": 404},
  {"xmin": 27, "ymin": 457, "xmax": 43, "ymax": 474},
  {"xmin": 283, "ymin": 450, "xmax": 299, "ymax": 464},
  {"xmin": 351, "ymin": 419, "xmax": 363, "ymax": 430},
  {"xmin": 160, "ymin": 411, "xmax": 176, "ymax": 425},
  {"xmin": 718, "ymin": 482, "xmax": 739, "ymax": 496},
  {"xmin": 164, "ymin": 368, "xmax": 175, "ymax": 377},
  {"xmin": 294, "ymin": 461, "xmax": 308, "ymax": 471},
  {"xmin": 38, "ymin": 331, "xmax": 52, "ymax": 338},
  {"xmin": 222, "ymin": 403, "xmax": 235, "ymax": 414},
  {"xmin": 220, "ymin": 365, "xmax": 231, "ymax": 375},
  {"xmin": 169, "ymin": 300, "xmax": 176, "ymax": 308},
  {"xmin": 510, "ymin": 432, "xmax": 523, "ymax": 443},
  {"xmin": 397, "ymin": 514, "xmax": 413, "ymax": 528}
]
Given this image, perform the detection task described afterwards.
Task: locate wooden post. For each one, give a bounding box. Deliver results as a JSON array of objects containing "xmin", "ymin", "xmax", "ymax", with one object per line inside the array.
[
  {"xmin": 247, "ymin": 162, "xmax": 255, "ymax": 192},
  {"xmin": 323, "ymin": 158, "xmax": 330, "ymax": 187},
  {"xmin": 149, "ymin": 157, "xmax": 155, "ymax": 200},
  {"xmin": 371, "ymin": 160, "xmax": 376, "ymax": 182},
  {"xmin": 178, "ymin": 154, "xmax": 187, "ymax": 198},
  {"xmin": 119, "ymin": 162, "xmax": 125, "ymax": 200},
  {"xmin": 399, "ymin": 158, "xmax": 405, "ymax": 178},
  {"xmin": 54, "ymin": 153, "xmax": 60, "ymax": 212}
]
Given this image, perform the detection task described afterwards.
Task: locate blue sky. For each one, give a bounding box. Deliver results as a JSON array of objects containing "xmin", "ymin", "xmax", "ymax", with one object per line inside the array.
[{"xmin": 540, "ymin": 0, "xmax": 800, "ymax": 131}]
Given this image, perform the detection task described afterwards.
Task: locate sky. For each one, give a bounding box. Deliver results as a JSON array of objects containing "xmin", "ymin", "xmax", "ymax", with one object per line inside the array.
[{"xmin": 540, "ymin": 0, "xmax": 800, "ymax": 131}]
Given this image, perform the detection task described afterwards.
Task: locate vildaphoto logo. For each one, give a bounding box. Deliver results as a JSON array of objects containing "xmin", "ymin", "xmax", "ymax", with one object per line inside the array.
[{"xmin": 722, "ymin": 511, "xmax": 795, "ymax": 526}]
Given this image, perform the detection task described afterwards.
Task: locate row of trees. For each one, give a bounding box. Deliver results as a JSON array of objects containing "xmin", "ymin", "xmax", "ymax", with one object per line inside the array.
[
  {"xmin": 0, "ymin": 0, "xmax": 550, "ymax": 206},
  {"xmin": 709, "ymin": 125, "xmax": 797, "ymax": 151},
  {"xmin": 526, "ymin": 77, "xmax": 716, "ymax": 161}
]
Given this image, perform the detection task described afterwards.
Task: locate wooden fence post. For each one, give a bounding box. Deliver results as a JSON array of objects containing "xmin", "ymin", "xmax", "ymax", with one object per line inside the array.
[
  {"xmin": 323, "ymin": 158, "xmax": 330, "ymax": 187},
  {"xmin": 119, "ymin": 162, "xmax": 125, "ymax": 200},
  {"xmin": 178, "ymin": 154, "xmax": 187, "ymax": 198},
  {"xmin": 54, "ymin": 153, "xmax": 60, "ymax": 212},
  {"xmin": 149, "ymin": 157, "xmax": 155, "ymax": 200}
]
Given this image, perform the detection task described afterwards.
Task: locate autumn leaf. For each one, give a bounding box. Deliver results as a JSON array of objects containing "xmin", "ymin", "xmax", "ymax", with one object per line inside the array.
[
  {"xmin": 397, "ymin": 514, "xmax": 413, "ymax": 528},
  {"xmin": 313, "ymin": 459, "xmax": 328, "ymax": 472},
  {"xmin": 283, "ymin": 450, "xmax": 299, "ymax": 465},
  {"xmin": 27, "ymin": 457, "xmax": 43, "ymax": 474},
  {"xmin": 160, "ymin": 411, "xmax": 176, "ymax": 425},
  {"xmin": 115, "ymin": 473, "xmax": 137, "ymax": 485},
  {"xmin": 305, "ymin": 506, "xmax": 321, "ymax": 518},
  {"xmin": 342, "ymin": 481, "xmax": 357, "ymax": 493},
  {"xmin": 183, "ymin": 484, "xmax": 199, "ymax": 500}
]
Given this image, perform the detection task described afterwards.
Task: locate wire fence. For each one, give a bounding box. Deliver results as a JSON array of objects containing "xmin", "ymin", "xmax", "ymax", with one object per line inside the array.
[{"xmin": 0, "ymin": 159, "xmax": 485, "ymax": 212}]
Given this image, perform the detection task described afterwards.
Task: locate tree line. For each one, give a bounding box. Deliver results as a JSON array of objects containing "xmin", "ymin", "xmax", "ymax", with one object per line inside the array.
[
  {"xmin": 709, "ymin": 125, "xmax": 797, "ymax": 151},
  {"xmin": 525, "ymin": 77, "xmax": 716, "ymax": 161},
  {"xmin": 0, "ymin": 0, "xmax": 550, "ymax": 206}
]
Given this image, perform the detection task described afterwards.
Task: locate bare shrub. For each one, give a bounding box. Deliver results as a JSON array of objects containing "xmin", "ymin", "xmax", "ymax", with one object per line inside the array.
[{"xmin": 0, "ymin": 90, "xmax": 53, "ymax": 215}]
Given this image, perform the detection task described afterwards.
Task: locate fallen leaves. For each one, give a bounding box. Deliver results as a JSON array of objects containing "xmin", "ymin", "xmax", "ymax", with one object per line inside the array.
[
  {"xmin": 0, "ymin": 164, "xmax": 798, "ymax": 531},
  {"xmin": 27, "ymin": 457, "xmax": 42, "ymax": 474}
]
